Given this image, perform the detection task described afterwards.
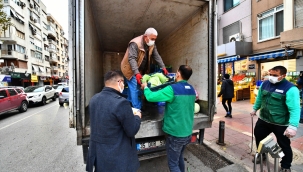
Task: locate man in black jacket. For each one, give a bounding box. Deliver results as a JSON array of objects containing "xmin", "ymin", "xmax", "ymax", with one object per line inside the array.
[
  {"xmin": 86, "ymin": 71, "xmax": 142, "ymax": 172},
  {"xmin": 218, "ymin": 74, "xmax": 234, "ymax": 118}
]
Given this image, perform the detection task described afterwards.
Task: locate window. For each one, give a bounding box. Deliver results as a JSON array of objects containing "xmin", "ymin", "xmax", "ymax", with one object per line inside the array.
[
  {"xmin": 258, "ymin": 5, "xmax": 284, "ymax": 41},
  {"xmin": 0, "ymin": 90, "xmax": 8, "ymax": 98},
  {"xmin": 15, "ymin": 44, "xmax": 25, "ymax": 54},
  {"xmin": 8, "ymin": 89, "xmax": 17, "ymax": 96},
  {"xmin": 16, "ymin": 30, "xmax": 25, "ymax": 39},
  {"xmin": 295, "ymin": 0, "xmax": 303, "ymax": 28},
  {"xmin": 15, "ymin": 89, "xmax": 22, "ymax": 94},
  {"xmin": 224, "ymin": 0, "xmax": 240, "ymax": 12},
  {"xmin": 35, "ymin": 52, "xmax": 42, "ymax": 59}
]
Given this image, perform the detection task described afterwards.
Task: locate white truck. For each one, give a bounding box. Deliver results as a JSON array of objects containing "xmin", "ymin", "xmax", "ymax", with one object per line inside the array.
[{"xmin": 68, "ymin": 0, "xmax": 217, "ymax": 163}]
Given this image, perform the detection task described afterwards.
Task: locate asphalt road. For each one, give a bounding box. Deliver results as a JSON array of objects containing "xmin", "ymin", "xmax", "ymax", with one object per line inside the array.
[{"xmin": 0, "ymin": 100, "xmax": 233, "ymax": 172}]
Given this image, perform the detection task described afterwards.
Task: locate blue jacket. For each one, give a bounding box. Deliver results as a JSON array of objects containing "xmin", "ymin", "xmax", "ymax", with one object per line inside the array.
[{"xmin": 86, "ymin": 87, "xmax": 141, "ymax": 172}]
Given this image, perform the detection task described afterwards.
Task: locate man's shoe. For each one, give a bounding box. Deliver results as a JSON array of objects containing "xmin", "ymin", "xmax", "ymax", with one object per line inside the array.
[
  {"xmin": 252, "ymin": 155, "xmax": 266, "ymax": 164},
  {"xmin": 229, "ymin": 115, "xmax": 232, "ymax": 118},
  {"xmin": 280, "ymin": 167, "xmax": 291, "ymax": 172},
  {"xmin": 299, "ymin": 119, "xmax": 303, "ymax": 124}
]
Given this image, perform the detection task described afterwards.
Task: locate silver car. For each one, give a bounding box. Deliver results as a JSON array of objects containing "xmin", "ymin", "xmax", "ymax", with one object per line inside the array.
[{"xmin": 59, "ymin": 86, "xmax": 69, "ymax": 106}]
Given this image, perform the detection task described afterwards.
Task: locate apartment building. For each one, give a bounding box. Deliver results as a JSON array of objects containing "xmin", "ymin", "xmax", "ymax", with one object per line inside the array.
[
  {"xmin": 0, "ymin": 0, "xmax": 69, "ymax": 87},
  {"xmin": 217, "ymin": 0, "xmax": 253, "ymax": 78}
]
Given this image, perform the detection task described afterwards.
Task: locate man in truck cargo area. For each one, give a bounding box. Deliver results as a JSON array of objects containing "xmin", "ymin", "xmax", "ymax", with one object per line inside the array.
[
  {"xmin": 86, "ymin": 71, "xmax": 142, "ymax": 172},
  {"xmin": 141, "ymin": 65, "xmax": 196, "ymax": 172},
  {"xmin": 121, "ymin": 27, "xmax": 169, "ymax": 110},
  {"xmin": 250, "ymin": 66, "xmax": 300, "ymax": 172}
]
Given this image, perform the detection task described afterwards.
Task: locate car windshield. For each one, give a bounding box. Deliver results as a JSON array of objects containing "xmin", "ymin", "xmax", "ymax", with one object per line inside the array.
[
  {"xmin": 62, "ymin": 87, "xmax": 69, "ymax": 92},
  {"xmin": 53, "ymin": 85, "xmax": 58, "ymax": 89},
  {"xmin": 56, "ymin": 85, "xmax": 64, "ymax": 91},
  {"xmin": 24, "ymin": 86, "xmax": 44, "ymax": 93}
]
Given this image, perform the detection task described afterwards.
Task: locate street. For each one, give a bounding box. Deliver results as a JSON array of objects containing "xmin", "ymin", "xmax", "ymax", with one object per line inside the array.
[{"xmin": 0, "ymin": 100, "xmax": 234, "ymax": 172}]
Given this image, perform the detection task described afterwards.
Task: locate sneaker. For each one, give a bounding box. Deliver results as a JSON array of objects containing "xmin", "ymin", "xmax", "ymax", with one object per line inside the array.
[
  {"xmin": 300, "ymin": 119, "xmax": 303, "ymax": 124},
  {"xmin": 252, "ymin": 154, "xmax": 266, "ymax": 164},
  {"xmin": 280, "ymin": 167, "xmax": 291, "ymax": 172}
]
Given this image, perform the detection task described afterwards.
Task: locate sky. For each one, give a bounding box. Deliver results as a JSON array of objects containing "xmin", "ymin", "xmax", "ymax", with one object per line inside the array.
[{"xmin": 41, "ymin": 0, "xmax": 68, "ymax": 37}]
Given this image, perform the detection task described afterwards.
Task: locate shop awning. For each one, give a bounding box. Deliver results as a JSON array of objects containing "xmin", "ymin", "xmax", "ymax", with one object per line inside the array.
[
  {"xmin": 39, "ymin": 66, "xmax": 45, "ymax": 73},
  {"xmin": 249, "ymin": 50, "xmax": 294, "ymax": 61},
  {"xmin": 32, "ymin": 65, "xmax": 39, "ymax": 72},
  {"xmin": 217, "ymin": 55, "xmax": 246, "ymax": 64}
]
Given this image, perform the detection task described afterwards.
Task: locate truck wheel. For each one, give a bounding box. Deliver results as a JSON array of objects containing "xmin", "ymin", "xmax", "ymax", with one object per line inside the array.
[
  {"xmin": 52, "ymin": 94, "xmax": 56, "ymax": 101},
  {"xmin": 41, "ymin": 96, "xmax": 47, "ymax": 105},
  {"xmin": 19, "ymin": 101, "xmax": 28, "ymax": 112}
]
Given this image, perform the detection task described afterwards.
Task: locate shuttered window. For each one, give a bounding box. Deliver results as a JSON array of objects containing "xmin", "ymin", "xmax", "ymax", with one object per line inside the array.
[
  {"xmin": 223, "ymin": 21, "xmax": 240, "ymax": 44},
  {"xmin": 295, "ymin": 0, "xmax": 303, "ymax": 28}
]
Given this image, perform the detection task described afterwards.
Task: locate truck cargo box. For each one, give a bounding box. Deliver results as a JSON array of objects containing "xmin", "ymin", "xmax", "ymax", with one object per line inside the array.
[{"xmin": 69, "ymin": 0, "xmax": 217, "ymax": 162}]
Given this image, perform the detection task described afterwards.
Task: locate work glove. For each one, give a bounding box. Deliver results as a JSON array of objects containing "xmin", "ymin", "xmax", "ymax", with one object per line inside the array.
[
  {"xmin": 135, "ymin": 73, "xmax": 142, "ymax": 85},
  {"xmin": 162, "ymin": 68, "xmax": 169, "ymax": 75},
  {"xmin": 283, "ymin": 127, "xmax": 297, "ymax": 138},
  {"xmin": 250, "ymin": 110, "xmax": 257, "ymax": 117}
]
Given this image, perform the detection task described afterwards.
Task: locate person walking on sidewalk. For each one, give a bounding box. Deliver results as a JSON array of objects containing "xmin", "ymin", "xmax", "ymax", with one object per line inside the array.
[
  {"xmin": 121, "ymin": 27, "xmax": 169, "ymax": 110},
  {"xmin": 141, "ymin": 65, "xmax": 196, "ymax": 172},
  {"xmin": 218, "ymin": 74, "xmax": 234, "ymax": 118},
  {"xmin": 250, "ymin": 66, "xmax": 300, "ymax": 172},
  {"xmin": 296, "ymin": 72, "xmax": 303, "ymax": 124}
]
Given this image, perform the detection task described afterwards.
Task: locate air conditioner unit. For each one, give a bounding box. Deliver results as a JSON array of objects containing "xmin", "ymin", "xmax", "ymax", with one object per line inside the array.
[
  {"xmin": 25, "ymin": 55, "xmax": 28, "ymax": 59},
  {"xmin": 30, "ymin": 3, "xmax": 33, "ymax": 8},
  {"xmin": 229, "ymin": 33, "xmax": 243, "ymax": 42},
  {"xmin": 33, "ymin": 19, "xmax": 37, "ymax": 23},
  {"xmin": 30, "ymin": 16, "xmax": 34, "ymax": 21},
  {"xmin": 43, "ymin": 38, "xmax": 46, "ymax": 41}
]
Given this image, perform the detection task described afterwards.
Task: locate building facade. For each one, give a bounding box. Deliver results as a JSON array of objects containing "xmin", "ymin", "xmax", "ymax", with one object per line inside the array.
[{"xmin": 0, "ymin": 0, "xmax": 68, "ymax": 87}]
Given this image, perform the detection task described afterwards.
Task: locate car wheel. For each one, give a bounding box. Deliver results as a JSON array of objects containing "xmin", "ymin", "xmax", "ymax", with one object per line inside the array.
[
  {"xmin": 19, "ymin": 101, "xmax": 28, "ymax": 112},
  {"xmin": 41, "ymin": 96, "xmax": 47, "ymax": 105},
  {"xmin": 52, "ymin": 94, "xmax": 56, "ymax": 101},
  {"xmin": 59, "ymin": 103, "xmax": 63, "ymax": 106}
]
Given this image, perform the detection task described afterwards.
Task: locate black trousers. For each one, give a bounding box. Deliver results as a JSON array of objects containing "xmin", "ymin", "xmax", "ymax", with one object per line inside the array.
[
  {"xmin": 222, "ymin": 98, "xmax": 232, "ymax": 113},
  {"xmin": 254, "ymin": 119, "xmax": 292, "ymax": 169}
]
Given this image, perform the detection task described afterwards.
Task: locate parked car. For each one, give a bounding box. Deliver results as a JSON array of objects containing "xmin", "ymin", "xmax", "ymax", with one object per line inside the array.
[
  {"xmin": 24, "ymin": 85, "xmax": 57, "ymax": 105},
  {"xmin": 53, "ymin": 85, "xmax": 65, "ymax": 98},
  {"xmin": 59, "ymin": 86, "xmax": 69, "ymax": 106},
  {"xmin": 0, "ymin": 87, "xmax": 28, "ymax": 115}
]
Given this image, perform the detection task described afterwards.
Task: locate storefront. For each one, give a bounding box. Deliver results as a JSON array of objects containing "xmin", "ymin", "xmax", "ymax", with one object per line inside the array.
[
  {"xmin": 0, "ymin": 74, "xmax": 11, "ymax": 86},
  {"xmin": 9, "ymin": 72, "xmax": 31, "ymax": 87},
  {"xmin": 31, "ymin": 75, "xmax": 38, "ymax": 85}
]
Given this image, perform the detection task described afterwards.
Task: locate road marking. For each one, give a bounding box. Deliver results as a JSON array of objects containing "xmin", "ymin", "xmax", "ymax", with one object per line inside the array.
[{"xmin": 0, "ymin": 104, "xmax": 58, "ymax": 131}]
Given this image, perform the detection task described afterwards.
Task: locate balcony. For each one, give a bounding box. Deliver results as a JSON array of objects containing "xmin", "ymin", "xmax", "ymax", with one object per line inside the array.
[
  {"xmin": 49, "ymin": 57, "xmax": 59, "ymax": 63},
  {"xmin": 47, "ymin": 27, "xmax": 56, "ymax": 38},
  {"xmin": 1, "ymin": 50, "xmax": 26, "ymax": 60},
  {"xmin": 217, "ymin": 41, "xmax": 252, "ymax": 58},
  {"xmin": 52, "ymin": 66, "xmax": 59, "ymax": 71},
  {"xmin": 280, "ymin": 27, "xmax": 303, "ymax": 50},
  {"xmin": 48, "ymin": 46, "xmax": 57, "ymax": 53}
]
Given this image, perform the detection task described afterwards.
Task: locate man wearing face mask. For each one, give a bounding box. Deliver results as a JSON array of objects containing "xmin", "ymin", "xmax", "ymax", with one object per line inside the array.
[
  {"xmin": 250, "ymin": 66, "xmax": 300, "ymax": 172},
  {"xmin": 86, "ymin": 71, "xmax": 141, "ymax": 172},
  {"xmin": 121, "ymin": 27, "xmax": 168, "ymax": 110}
]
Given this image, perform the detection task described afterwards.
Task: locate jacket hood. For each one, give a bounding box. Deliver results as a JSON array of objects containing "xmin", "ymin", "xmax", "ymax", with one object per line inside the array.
[{"xmin": 225, "ymin": 79, "xmax": 233, "ymax": 85}]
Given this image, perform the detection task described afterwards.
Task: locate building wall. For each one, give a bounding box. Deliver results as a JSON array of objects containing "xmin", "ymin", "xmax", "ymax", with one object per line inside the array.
[
  {"xmin": 252, "ymin": 0, "xmax": 283, "ymax": 53},
  {"xmin": 217, "ymin": 0, "xmax": 252, "ymax": 45}
]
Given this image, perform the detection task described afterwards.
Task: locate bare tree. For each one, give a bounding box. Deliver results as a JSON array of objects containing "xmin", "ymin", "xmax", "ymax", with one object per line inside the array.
[{"xmin": 0, "ymin": 0, "xmax": 12, "ymax": 35}]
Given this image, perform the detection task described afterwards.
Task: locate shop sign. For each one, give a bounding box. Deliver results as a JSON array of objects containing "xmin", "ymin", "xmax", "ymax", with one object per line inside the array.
[
  {"xmin": 11, "ymin": 72, "xmax": 21, "ymax": 78},
  {"xmin": 40, "ymin": 76, "xmax": 46, "ymax": 80},
  {"xmin": 0, "ymin": 75, "xmax": 11, "ymax": 82},
  {"xmin": 248, "ymin": 64, "xmax": 255, "ymax": 69},
  {"xmin": 31, "ymin": 75, "xmax": 38, "ymax": 82}
]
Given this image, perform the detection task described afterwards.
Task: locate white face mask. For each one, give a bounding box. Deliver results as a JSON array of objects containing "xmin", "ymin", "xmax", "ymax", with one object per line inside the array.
[
  {"xmin": 118, "ymin": 81, "xmax": 124, "ymax": 93},
  {"xmin": 268, "ymin": 76, "xmax": 281, "ymax": 84},
  {"xmin": 146, "ymin": 37, "xmax": 155, "ymax": 46}
]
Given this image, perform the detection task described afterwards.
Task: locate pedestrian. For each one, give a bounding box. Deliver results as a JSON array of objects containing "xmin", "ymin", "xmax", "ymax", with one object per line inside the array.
[
  {"xmin": 121, "ymin": 27, "xmax": 169, "ymax": 110},
  {"xmin": 250, "ymin": 66, "xmax": 300, "ymax": 172},
  {"xmin": 141, "ymin": 65, "xmax": 196, "ymax": 172},
  {"xmin": 296, "ymin": 72, "xmax": 303, "ymax": 124},
  {"xmin": 217, "ymin": 74, "xmax": 234, "ymax": 118},
  {"xmin": 86, "ymin": 71, "xmax": 142, "ymax": 172}
]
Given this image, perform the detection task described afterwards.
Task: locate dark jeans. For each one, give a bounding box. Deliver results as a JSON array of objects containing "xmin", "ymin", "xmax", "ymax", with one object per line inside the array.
[
  {"xmin": 254, "ymin": 119, "xmax": 292, "ymax": 169},
  {"xmin": 222, "ymin": 98, "xmax": 232, "ymax": 113},
  {"xmin": 166, "ymin": 135, "xmax": 191, "ymax": 172}
]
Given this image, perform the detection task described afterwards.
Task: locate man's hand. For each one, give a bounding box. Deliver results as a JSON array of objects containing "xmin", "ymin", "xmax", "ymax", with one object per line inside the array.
[
  {"xmin": 250, "ymin": 110, "xmax": 257, "ymax": 117},
  {"xmin": 135, "ymin": 111, "xmax": 142, "ymax": 118},
  {"xmin": 141, "ymin": 82, "xmax": 147, "ymax": 90},
  {"xmin": 162, "ymin": 68, "xmax": 169, "ymax": 75},
  {"xmin": 136, "ymin": 73, "xmax": 142, "ymax": 85},
  {"xmin": 284, "ymin": 127, "xmax": 297, "ymax": 138}
]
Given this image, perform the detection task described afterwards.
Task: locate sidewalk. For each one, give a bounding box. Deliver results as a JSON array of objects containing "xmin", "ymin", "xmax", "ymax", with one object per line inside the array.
[{"xmin": 203, "ymin": 99, "xmax": 303, "ymax": 172}]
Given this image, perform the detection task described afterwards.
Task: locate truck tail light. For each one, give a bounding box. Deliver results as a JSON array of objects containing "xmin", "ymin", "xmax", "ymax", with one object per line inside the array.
[{"xmin": 191, "ymin": 132, "xmax": 198, "ymax": 143}]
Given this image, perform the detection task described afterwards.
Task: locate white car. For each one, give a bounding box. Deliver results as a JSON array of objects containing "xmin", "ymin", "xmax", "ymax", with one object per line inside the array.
[{"xmin": 24, "ymin": 85, "xmax": 57, "ymax": 105}]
